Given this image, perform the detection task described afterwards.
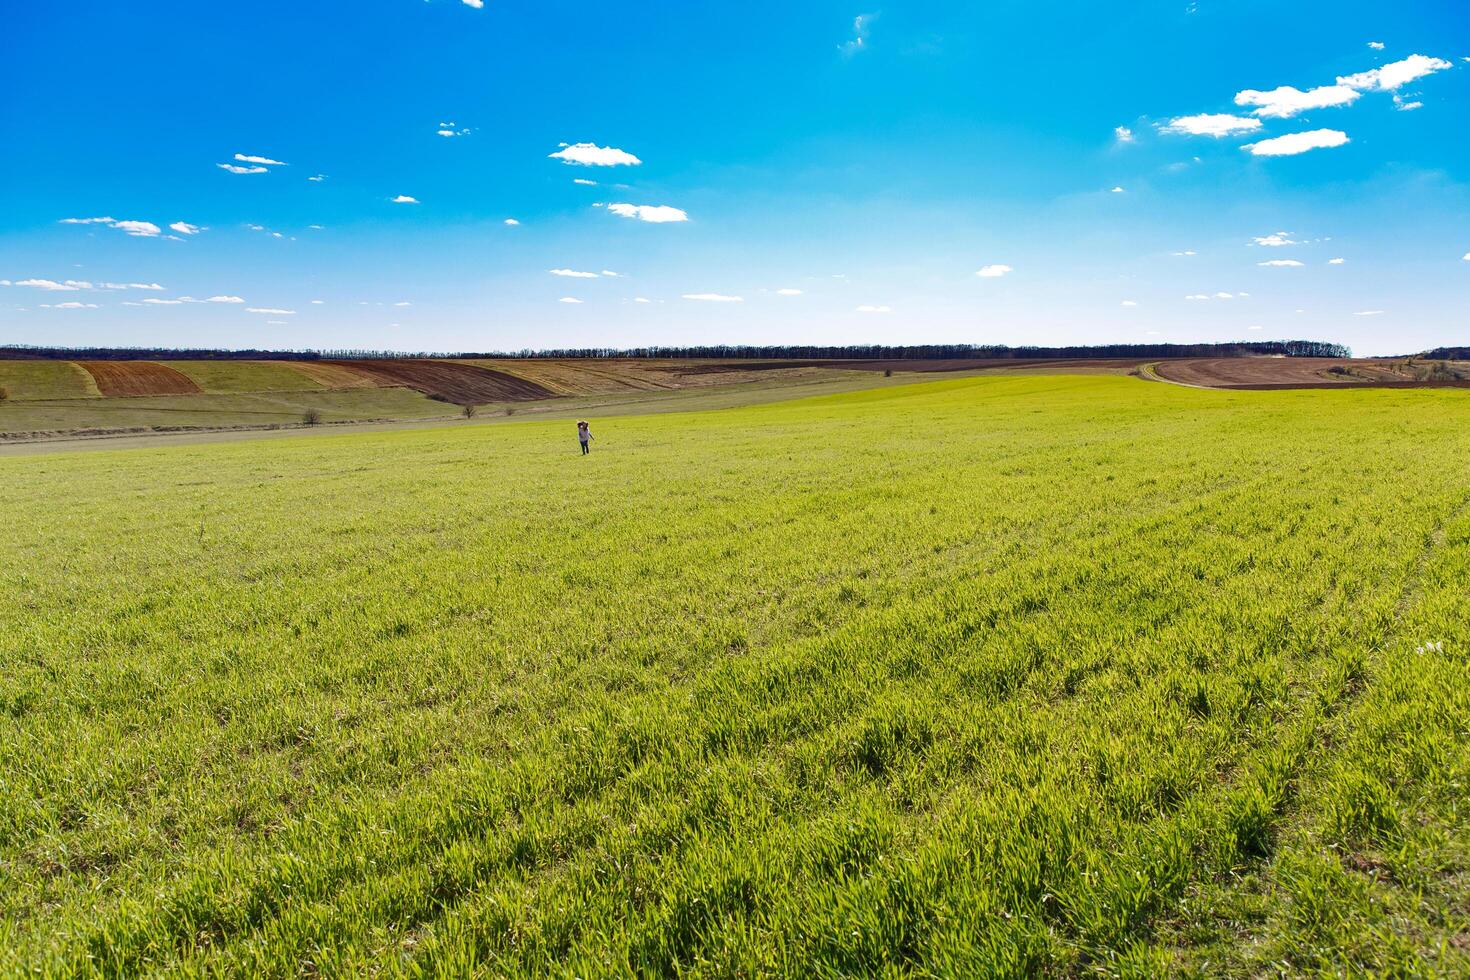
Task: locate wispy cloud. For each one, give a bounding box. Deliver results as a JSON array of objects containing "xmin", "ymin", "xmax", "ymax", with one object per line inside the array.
[
  {"xmin": 607, "ymin": 203, "xmax": 688, "ymax": 223},
  {"xmin": 169, "ymin": 221, "xmax": 204, "ymax": 235},
  {"xmin": 1121, "ymin": 300, "xmax": 1138, "ymax": 307},
  {"xmin": 1252, "ymin": 232, "xmax": 1300, "ymax": 247},
  {"xmin": 13, "ymin": 278, "xmax": 89, "ymax": 291},
  {"xmin": 549, "ymin": 142, "xmax": 642, "ymax": 166},
  {"xmin": 1368, "ymin": 41, "xmax": 1385, "ymax": 50},
  {"xmin": 776, "ymin": 288, "xmax": 804, "ymax": 296},
  {"xmin": 683, "ymin": 293, "xmax": 743, "ymax": 302},
  {"xmin": 558, "ymin": 297, "xmax": 583, "ymax": 304},
  {"xmin": 246, "ymin": 307, "xmax": 295, "ymax": 315},
  {"xmin": 1242, "ymin": 129, "xmax": 1349, "ymax": 157},
  {"xmin": 504, "ymin": 218, "xmax": 520, "ymax": 226},
  {"xmin": 143, "ymin": 297, "xmax": 185, "ymax": 305},
  {"xmin": 60, "ymin": 216, "xmax": 161, "ymax": 237},
  {"xmin": 550, "ymin": 268, "xmax": 600, "ymax": 278},
  {"xmin": 855, "ymin": 304, "xmax": 891, "ymax": 313},
  {"xmin": 1234, "ymin": 85, "xmax": 1360, "ymax": 118},
  {"xmin": 840, "ymin": 13, "xmax": 876, "ymax": 56},
  {"xmin": 307, "ymin": 174, "xmax": 326, "ymax": 182},
  {"xmin": 463, "ymin": 0, "xmax": 484, "ymax": 8},
  {"xmin": 1353, "ymin": 310, "xmax": 1385, "ymax": 316},
  {"xmin": 205, "ymin": 295, "xmax": 244, "ymax": 303},
  {"xmin": 1328, "ymin": 258, "xmax": 1346, "ymax": 265},
  {"xmin": 1258, "ymin": 259, "xmax": 1305, "ymax": 267},
  {"xmin": 391, "ymin": 195, "xmax": 419, "ymax": 204},
  {"xmin": 235, "ymin": 153, "xmax": 287, "ymax": 166},
  {"xmin": 44, "ymin": 301, "xmax": 99, "ymax": 309},
  {"xmin": 573, "ymin": 178, "xmax": 598, "ymax": 186},
  {"xmin": 1162, "ymin": 114, "xmax": 1262, "ymax": 137},
  {"xmin": 1114, "ymin": 125, "xmax": 1134, "ymax": 143},
  {"xmin": 1338, "ymin": 54, "xmax": 1452, "ymax": 91},
  {"xmin": 218, "ymin": 163, "xmax": 267, "ymax": 174},
  {"xmin": 1172, "ymin": 250, "xmax": 1198, "ymax": 256},
  {"xmin": 436, "ymin": 124, "xmax": 472, "ymax": 137},
  {"xmin": 975, "ymin": 264, "xmax": 1013, "ymax": 278}
]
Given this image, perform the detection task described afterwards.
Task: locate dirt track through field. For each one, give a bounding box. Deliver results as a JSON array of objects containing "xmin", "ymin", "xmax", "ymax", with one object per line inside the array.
[
  {"xmin": 77, "ymin": 361, "xmax": 203, "ymax": 396},
  {"xmin": 323, "ymin": 360, "xmax": 554, "ymax": 404}
]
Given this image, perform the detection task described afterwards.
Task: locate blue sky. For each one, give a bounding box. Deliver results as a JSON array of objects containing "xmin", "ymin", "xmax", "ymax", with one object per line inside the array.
[{"xmin": 2, "ymin": 1, "xmax": 1467, "ymax": 356}]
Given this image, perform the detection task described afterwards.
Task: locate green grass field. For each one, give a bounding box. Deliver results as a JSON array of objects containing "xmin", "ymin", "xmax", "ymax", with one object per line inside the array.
[
  {"xmin": 3, "ymin": 374, "xmax": 1467, "ymax": 976},
  {"xmin": 0, "ymin": 387, "xmax": 458, "ymax": 438}
]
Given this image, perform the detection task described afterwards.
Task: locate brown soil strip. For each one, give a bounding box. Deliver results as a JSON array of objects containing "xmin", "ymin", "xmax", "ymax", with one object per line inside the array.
[
  {"xmin": 77, "ymin": 361, "xmax": 203, "ymax": 396},
  {"xmin": 322, "ymin": 360, "xmax": 554, "ymax": 404},
  {"xmin": 1152, "ymin": 357, "xmax": 1470, "ymax": 389}
]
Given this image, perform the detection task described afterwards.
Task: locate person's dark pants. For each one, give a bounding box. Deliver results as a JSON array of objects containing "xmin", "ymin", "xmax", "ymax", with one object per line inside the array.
[{"xmin": 580, "ymin": 440, "xmax": 590, "ymax": 454}]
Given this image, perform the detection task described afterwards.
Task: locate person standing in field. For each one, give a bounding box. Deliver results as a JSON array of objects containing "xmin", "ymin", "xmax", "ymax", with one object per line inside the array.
[{"xmin": 577, "ymin": 420, "xmax": 594, "ymax": 454}]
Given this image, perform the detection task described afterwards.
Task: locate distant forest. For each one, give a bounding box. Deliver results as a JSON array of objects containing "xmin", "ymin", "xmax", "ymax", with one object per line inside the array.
[
  {"xmin": 1422, "ymin": 347, "xmax": 1470, "ymax": 360},
  {"xmin": 0, "ymin": 340, "xmax": 1353, "ymax": 361}
]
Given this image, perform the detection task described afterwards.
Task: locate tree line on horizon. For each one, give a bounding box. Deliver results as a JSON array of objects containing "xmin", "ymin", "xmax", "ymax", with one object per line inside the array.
[{"xmin": 0, "ymin": 340, "xmax": 1355, "ymax": 362}]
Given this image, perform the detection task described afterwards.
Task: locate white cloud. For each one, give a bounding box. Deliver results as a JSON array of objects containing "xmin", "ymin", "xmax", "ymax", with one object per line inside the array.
[
  {"xmin": 1121, "ymin": 300, "xmax": 1138, "ymax": 307},
  {"xmin": 601, "ymin": 269, "xmax": 623, "ymax": 278},
  {"xmin": 205, "ymin": 295, "xmax": 244, "ymax": 303},
  {"xmin": 45, "ymin": 301, "xmax": 99, "ymax": 309},
  {"xmin": 1463, "ymin": 252, "xmax": 1470, "ymax": 261},
  {"xmin": 311, "ymin": 299, "xmax": 325, "ymax": 304},
  {"xmin": 1162, "ymin": 114, "xmax": 1263, "ymax": 137},
  {"xmin": 60, "ymin": 216, "xmax": 160, "ymax": 237},
  {"xmin": 218, "ymin": 163, "xmax": 268, "ymax": 174},
  {"xmin": 1114, "ymin": 125, "xmax": 1134, "ymax": 143},
  {"xmin": 1393, "ymin": 95, "xmax": 1423, "ymax": 112},
  {"xmin": 1234, "ymin": 85, "xmax": 1360, "ymax": 119},
  {"xmin": 1258, "ymin": 259, "xmax": 1305, "ymax": 267},
  {"xmin": 169, "ymin": 221, "xmax": 203, "ymax": 235},
  {"xmin": 1369, "ymin": 41, "xmax": 1385, "ymax": 50},
  {"xmin": 1328, "ymin": 258, "xmax": 1346, "ymax": 265},
  {"xmin": 1185, "ymin": 294, "xmax": 1211, "ymax": 300},
  {"xmin": 1252, "ymin": 232, "xmax": 1300, "ymax": 247},
  {"xmin": 549, "ymin": 142, "xmax": 642, "ymax": 166},
  {"xmin": 1214, "ymin": 292, "xmax": 1235, "ymax": 299},
  {"xmin": 634, "ymin": 297, "xmax": 651, "ymax": 303},
  {"xmin": 235, "ymin": 153, "xmax": 287, "ymax": 166},
  {"xmin": 1353, "ymin": 310, "xmax": 1385, "ymax": 316},
  {"xmin": 607, "ymin": 203, "xmax": 688, "ymax": 223},
  {"xmin": 113, "ymin": 220, "xmax": 161, "ymax": 237},
  {"xmin": 855, "ymin": 304, "xmax": 891, "ymax": 313},
  {"xmin": 976, "ymin": 264, "xmax": 1013, "ymax": 278},
  {"xmin": 1338, "ymin": 54, "xmax": 1452, "ymax": 91},
  {"xmin": 143, "ymin": 298, "xmax": 185, "ymax": 305},
  {"xmin": 15, "ymin": 278, "xmax": 91, "ymax": 290},
  {"xmin": 558, "ymin": 297, "xmax": 583, "ymax": 304},
  {"xmin": 1242, "ymin": 129, "xmax": 1349, "ymax": 157},
  {"xmin": 573, "ymin": 178, "xmax": 598, "ymax": 186},
  {"xmin": 841, "ymin": 13, "xmax": 876, "ymax": 55},
  {"xmin": 463, "ymin": 0, "xmax": 483, "ymax": 7},
  {"xmin": 776, "ymin": 288, "xmax": 803, "ymax": 296},
  {"xmin": 1172, "ymin": 250, "xmax": 1198, "ymax": 256},
  {"xmin": 683, "ymin": 293, "xmax": 743, "ymax": 302},
  {"xmin": 308, "ymin": 174, "xmax": 326, "ymax": 182},
  {"xmin": 1248, "ymin": 325, "xmax": 1264, "ymax": 330},
  {"xmin": 391, "ymin": 195, "xmax": 419, "ymax": 204},
  {"xmin": 503, "ymin": 218, "xmax": 520, "ymax": 226},
  {"xmin": 1110, "ymin": 186, "xmax": 1125, "ymax": 193},
  {"xmin": 394, "ymin": 301, "xmax": 412, "ymax": 307},
  {"xmin": 550, "ymin": 268, "xmax": 599, "ymax": 278},
  {"xmin": 246, "ymin": 307, "xmax": 295, "ymax": 315}
]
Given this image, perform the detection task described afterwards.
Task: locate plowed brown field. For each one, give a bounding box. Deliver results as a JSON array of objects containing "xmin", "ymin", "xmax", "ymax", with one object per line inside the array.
[
  {"xmin": 324, "ymin": 360, "xmax": 553, "ymax": 404},
  {"xmin": 77, "ymin": 361, "xmax": 203, "ymax": 396},
  {"xmin": 1152, "ymin": 357, "xmax": 1470, "ymax": 389}
]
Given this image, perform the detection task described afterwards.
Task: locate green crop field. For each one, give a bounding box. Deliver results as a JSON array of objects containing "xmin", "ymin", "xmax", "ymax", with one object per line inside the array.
[{"xmin": 3, "ymin": 374, "xmax": 1467, "ymax": 976}]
